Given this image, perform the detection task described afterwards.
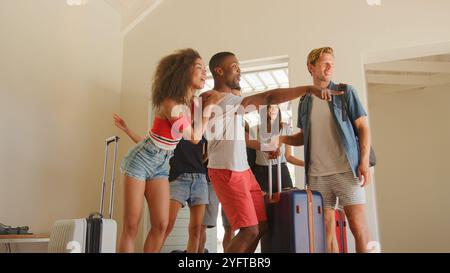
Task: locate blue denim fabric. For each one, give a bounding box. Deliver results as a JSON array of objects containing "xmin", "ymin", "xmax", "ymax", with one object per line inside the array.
[
  {"xmin": 170, "ymin": 173, "xmax": 209, "ymax": 207},
  {"xmin": 120, "ymin": 137, "xmax": 174, "ymax": 181},
  {"xmin": 297, "ymin": 82, "xmax": 367, "ymax": 182}
]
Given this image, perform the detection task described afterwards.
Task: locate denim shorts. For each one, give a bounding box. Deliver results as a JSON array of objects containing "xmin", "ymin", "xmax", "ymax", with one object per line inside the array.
[
  {"xmin": 120, "ymin": 137, "xmax": 174, "ymax": 181},
  {"xmin": 170, "ymin": 173, "xmax": 209, "ymax": 208}
]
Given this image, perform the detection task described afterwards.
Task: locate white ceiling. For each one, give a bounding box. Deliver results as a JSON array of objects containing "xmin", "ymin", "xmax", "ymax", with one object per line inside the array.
[
  {"xmin": 104, "ymin": 0, "xmax": 163, "ymax": 33},
  {"xmin": 102, "ymin": 1, "xmax": 450, "ymax": 92},
  {"xmin": 366, "ymin": 54, "xmax": 450, "ymax": 93}
]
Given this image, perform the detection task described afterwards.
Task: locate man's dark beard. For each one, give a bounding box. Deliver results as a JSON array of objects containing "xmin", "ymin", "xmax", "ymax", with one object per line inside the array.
[{"xmin": 226, "ymin": 80, "xmax": 241, "ymax": 90}]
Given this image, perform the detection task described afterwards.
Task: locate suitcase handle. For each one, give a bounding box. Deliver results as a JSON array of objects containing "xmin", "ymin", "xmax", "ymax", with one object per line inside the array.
[
  {"xmin": 267, "ymin": 157, "xmax": 282, "ymax": 204},
  {"xmin": 106, "ymin": 136, "xmax": 119, "ymax": 145},
  {"xmin": 100, "ymin": 136, "xmax": 120, "ymax": 219},
  {"xmin": 88, "ymin": 212, "xmax": 103, "ymax": 220}
]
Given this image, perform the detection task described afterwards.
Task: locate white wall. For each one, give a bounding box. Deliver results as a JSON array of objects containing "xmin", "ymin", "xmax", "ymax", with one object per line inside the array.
[
  {"xmin": 369, "ymin": 84, "xmax": 450, "ymax": 252},
  {"xmin": 0, "ymin": 0, "xmax": 123, "ymax": 246},
  {"xmin": 118, "ymin": 0, "xmax": 450, "ymax": 252}
]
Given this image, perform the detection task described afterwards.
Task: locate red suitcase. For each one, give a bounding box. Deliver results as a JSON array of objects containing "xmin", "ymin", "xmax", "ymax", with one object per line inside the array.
[{"xmin": 335, "ymin": 209, "xmax": 348, "ymax": 253}]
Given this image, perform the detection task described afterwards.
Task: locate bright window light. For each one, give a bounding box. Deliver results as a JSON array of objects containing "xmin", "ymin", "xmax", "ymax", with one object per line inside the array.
[
  {"xmin": 367, "ymin": 0, "xmax": 381, "ymax": 6},
  {"xmin": 200, "ymin": 58, "xmax": 289, "ymax": 94},
  {"xmin": 66, "ymin": 0, "xmax": 89, "ymax": 6}
]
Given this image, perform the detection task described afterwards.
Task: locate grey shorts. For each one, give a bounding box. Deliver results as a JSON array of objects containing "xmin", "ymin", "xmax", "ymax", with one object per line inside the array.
[
  {"xmin": 203, "ymin": 182, "xmax": 219, "ymax": 228},
  {"xmin": 170, "ymin": 173, "xmax": 209, "ymax": 208},
  {"xmin": 308, "ymin": 171, "xmax": 366, "ymax": 209},
  {"xmin": 221, "ymin": 207, "xmax": 231, "ymax": 228}
]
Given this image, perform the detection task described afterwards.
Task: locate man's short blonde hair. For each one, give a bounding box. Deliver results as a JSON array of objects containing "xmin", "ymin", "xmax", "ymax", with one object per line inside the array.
[{"xmin": 307, "ymin": 47, "xmax": 334, "ymax": 66}]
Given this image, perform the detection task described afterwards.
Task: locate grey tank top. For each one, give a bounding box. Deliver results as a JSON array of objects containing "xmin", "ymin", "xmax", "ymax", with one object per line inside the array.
[{"xmin": 206, "ymin": 93, "xmax": 250, "ymax": 172}]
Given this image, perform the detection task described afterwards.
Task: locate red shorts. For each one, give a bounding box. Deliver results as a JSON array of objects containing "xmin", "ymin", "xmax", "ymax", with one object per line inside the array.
[{"xmin": 208, "ymin": 168, "xmax": 267, "ymax": 231}]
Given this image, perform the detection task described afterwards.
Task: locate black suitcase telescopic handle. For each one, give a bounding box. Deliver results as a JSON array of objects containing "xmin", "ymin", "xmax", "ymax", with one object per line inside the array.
[
  {"xmin": 100, "ymin": 136, "xmax": 120, "ymax": 219},
  {"xmin": 268, "ymin": 157, "xmax": 282, "ymax": 203},
  {"xmin": 106, "ymin": 136, "xmax": 119, "ymax": 145}
]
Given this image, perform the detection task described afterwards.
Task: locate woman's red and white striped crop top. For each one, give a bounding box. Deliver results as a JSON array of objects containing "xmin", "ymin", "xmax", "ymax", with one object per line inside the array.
[{"xmin": 149, "ymin": 115, "xmax": 190, "ymax": 150}]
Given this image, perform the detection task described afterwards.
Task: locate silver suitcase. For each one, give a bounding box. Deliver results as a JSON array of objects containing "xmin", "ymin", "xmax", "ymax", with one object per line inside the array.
[{"xmin": 48, "ymin": 136, "xmax": 119, "ymax": 253}]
